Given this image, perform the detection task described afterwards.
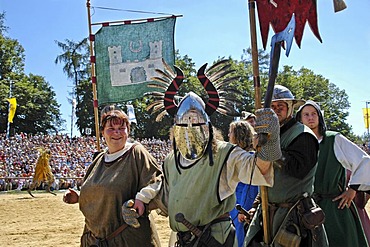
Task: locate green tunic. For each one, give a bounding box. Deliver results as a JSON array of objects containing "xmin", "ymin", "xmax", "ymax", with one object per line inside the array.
[
  {"xmin": 245, "ymin": 122, "xmax": 328, "ymax": 247},
  {"xmin": 164, "ymin": 141, "xmax": 236, "ymax": 245},
  {"xmin": 314, "ymin": 131, "xmax": 368, "ymax": 247},
  {"xmin": 79, "ymin": 143, "xmax": 161, "ymax": 247}
]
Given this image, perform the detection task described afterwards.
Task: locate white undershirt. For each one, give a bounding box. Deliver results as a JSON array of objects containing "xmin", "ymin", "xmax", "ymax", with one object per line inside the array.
[{"xmin": 320, "ymin": 134, "xmax": 370, "ymax": 191}]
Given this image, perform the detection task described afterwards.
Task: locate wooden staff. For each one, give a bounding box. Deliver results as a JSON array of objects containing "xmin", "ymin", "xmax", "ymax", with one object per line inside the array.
[
  {"xmin": 86, "ymin": 0, "xmax": 101, "ymax": 151},
  {"xmin": 248, "ymin": 0, "xmax": 271, "ymax": 244}
]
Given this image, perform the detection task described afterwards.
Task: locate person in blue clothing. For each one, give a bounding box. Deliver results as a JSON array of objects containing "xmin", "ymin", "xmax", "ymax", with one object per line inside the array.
[{"xmin": 228, "ymin": 112, "xmax": 259, "ymax": 247}]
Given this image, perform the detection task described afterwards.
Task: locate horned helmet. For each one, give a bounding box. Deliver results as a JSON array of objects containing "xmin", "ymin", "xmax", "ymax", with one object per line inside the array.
[{"xmin": 146, "ymin": 59, "xmax": 241, "ymax": 172}]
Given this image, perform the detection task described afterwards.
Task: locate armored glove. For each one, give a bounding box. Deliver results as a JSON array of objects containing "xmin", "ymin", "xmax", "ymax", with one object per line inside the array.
[
  {"xmin": 254, "ymin": 108, "xmax": 282, "ymax": 161},
  {"xmin": 122, "ymin": 199, "xmax": 140, "ymax": 228}
]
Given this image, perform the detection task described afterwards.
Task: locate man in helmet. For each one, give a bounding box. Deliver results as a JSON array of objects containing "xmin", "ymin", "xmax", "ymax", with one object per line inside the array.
[
  {"xmin": 157, "ymin": 92, "xmax": 281, "ymax": 247},
  {"xmin": 147, "ymin": 61, "xmax": 282, "ymax": 247},
  {"xmin": 245, "ymin": 85, "xmax": 328, "ymax": 247}
]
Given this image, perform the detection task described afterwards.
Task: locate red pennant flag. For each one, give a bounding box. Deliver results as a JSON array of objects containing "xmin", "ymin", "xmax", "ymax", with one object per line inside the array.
[{"xmin": 256, "ymin": 0, "xmax": 322, "ymax": 49}]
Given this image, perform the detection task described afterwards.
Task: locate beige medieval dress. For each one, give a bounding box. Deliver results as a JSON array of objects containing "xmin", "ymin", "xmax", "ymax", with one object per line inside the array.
[{"xmin": 79, "ymin": 143, "xmax": 162, "ymax": 247}]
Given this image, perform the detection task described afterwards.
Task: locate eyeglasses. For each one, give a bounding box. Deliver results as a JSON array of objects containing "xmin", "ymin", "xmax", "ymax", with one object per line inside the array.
[{"xmin": 104, "ymin": 127, "xmax": 127, "ymax": 134}]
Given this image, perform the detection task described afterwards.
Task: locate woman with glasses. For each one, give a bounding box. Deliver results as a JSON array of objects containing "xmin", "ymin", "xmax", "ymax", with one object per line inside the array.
[{"xmin": 63, "ymin": 105, "xmax": 162, "ymax": 247}]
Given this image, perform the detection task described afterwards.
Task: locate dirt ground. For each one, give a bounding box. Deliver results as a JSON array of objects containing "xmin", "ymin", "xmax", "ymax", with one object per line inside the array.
[
  {"xmin": 1, "ymin": 190, "xmax": 369, "ymax": 247},
  {"xmin": 0, "ymin": 191, "xmax": 172, "ymax": 247}
]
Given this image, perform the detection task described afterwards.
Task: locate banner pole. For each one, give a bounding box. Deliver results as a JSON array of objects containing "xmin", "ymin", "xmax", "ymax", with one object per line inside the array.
[
  {"xmin": 6, "ymin": 79, "xmax": 13, "ymax": 139},
  {"xmin": 86, "ymin": 0, "xmax": 101, "ymax": 151},
  {"xmin": 248, "ymin": 0, "xmax": 271, "ymax": 244}
]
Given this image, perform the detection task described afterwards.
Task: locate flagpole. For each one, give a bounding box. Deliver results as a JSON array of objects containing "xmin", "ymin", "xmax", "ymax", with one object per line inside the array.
[
  {"xmin": 248, "ymin": 0, "xmax": 271, "ymax": 244},
  {"xmin": 6, "ymin": 79, "xmax": 13, "ymax": 139},
  {"xmin": 87, "ymin": 0, "xmax": 101, "ymax": 151}
]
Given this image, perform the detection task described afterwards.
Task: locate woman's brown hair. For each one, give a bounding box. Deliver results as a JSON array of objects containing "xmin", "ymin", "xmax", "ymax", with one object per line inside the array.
[{"xmin": 100, "ymin": 105, "xmax": 130, "ymax": 133}]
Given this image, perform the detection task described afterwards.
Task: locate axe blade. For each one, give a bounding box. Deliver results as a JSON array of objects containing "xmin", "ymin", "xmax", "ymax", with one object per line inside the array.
[{"xmin": 270, "ymin": 14, "xmax": 296, "ymax": 57}]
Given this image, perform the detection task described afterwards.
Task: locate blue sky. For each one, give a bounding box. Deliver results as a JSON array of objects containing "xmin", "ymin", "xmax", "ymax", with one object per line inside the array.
[{"xmin": 1, "ymin": 0, "xmax": 370, "ymax": 137}]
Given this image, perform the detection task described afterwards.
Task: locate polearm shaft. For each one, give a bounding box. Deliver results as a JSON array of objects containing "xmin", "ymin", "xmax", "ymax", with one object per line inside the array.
[
  {"xmin": 248, "ymin": 0, "xmax": 271, "ymax": 244},
  {"xmin": 248, "ymin": 0, "xmax": 261, "ymax": 110}
]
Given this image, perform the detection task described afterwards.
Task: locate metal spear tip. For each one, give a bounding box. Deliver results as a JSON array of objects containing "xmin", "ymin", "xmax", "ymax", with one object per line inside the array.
[{"xmin": 270, "ymin": 14, "xmax": 296, "ymax": 57}]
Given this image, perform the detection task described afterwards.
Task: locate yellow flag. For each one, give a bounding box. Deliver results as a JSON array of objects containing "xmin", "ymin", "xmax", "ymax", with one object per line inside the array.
[
  {"xmin": 363, "ymin": 108, "xmax": 370, "ymax": 129},
  {"xmin": 6, "ymin": 98, "xmax": 17, "ymax": 123}
]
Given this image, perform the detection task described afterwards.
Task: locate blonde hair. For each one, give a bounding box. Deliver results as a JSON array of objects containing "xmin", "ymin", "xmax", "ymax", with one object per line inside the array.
[{"xmin": 229, "ymin": 120, "xmax": 254, "ymax": 151}]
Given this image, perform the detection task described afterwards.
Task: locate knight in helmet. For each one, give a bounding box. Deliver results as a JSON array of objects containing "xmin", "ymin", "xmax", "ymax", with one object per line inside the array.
[
  {"xmin": 245, "ymin": 85, "xmax": 328, "ymax": 247},
  {"xmin": 146, "ymin": 60, "xmax": 281, "ymax": 247}
]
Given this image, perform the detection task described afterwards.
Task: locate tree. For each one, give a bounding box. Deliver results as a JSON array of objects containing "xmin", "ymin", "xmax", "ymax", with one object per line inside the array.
[
  {"xmin": 0, "ymin": 14, "xmax": 64, "ymax": 135},
  {"xmin": 54, "ymin": 38, "xmax": 90, "ymax": 88},
  {"xmin": 75, "ymin": 78, "xmax": 95, "ymax": 136},
  {"xmin": 8, "ymin": 74, "xmax": 64, "ymax": 134},
  {"xmin": 143, "ymin": 52, "xmax": 255, "ymax": 139},
  {"xmin": 0, "ymin": 14, "xmax": 25, "ymax": 81},
  {"xmin": 55, "ymin": 38, "xmax": 90, "ymax": 136},
  {"xmin": 60, "ymin": 38, "xmax": 360, "ymax": 143},
  {"xmin": 276, "ymin": 65, "xmax": 354, "ymax": 139}
]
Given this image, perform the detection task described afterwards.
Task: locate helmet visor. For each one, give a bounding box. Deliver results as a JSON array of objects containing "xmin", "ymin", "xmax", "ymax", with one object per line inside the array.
[{"xmin": 173, "ymin": 123, "xmax": 209, "ymax": 161}]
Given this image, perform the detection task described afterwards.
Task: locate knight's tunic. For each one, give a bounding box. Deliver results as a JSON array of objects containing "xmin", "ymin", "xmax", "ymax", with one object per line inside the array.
[
  {"xmin": 245, "ymin": 120, "xmax": 328, "ymax": 247},
  {"xmin": 165, "ymin": 141, "xmax": 236, "ymax": 232},
  {"xmin": 163, "ymin": 140, "xmax": 273, "ymax": 246}
]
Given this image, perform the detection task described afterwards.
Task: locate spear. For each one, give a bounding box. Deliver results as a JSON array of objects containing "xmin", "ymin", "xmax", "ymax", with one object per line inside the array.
[{"xmin": 247, "ymin": 0, "xmax": 271, "ymax": 244}]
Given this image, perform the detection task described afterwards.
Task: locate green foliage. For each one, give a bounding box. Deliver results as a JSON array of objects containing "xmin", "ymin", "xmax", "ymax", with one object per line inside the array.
[
  {"xmin": 276, "ymin": 65, "xmax": 354, "ymax": 138},
  {"xmin": 55, "ymin": 38, "xmax": 91, "ymax": 136},
  {"xmin": 130, "ymin": 98, "xmax": 173, "ymax": 139},
  {"xmin": 125, "ymin": 48, "xmax": 359, "ymax": 142},
  {"xmin": 0, "ymin": 73, "xmax": 64, "ymax": 134},
  {"xmin": 54, "ymin": 38, "xmax": 90, "ymax": 85},
  {"xmin": 0, "ymin": 14, "xmax": 64, "ymax": 135},
  {"xmin": 0, "ymin": 25, "xmax": 25, "ymax": 79},
  {"xmin": 75, "ymin": 79, "xmax": 95, "ymax": 136},
  {"xmin": 3, "ymin": 10, "xmax": 363, "ymax": 143}
]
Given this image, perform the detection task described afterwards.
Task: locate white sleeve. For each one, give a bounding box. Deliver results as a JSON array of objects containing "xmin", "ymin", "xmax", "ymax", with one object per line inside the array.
[
  {"xmin": 334, "ymin": 134, "xmax": 370, "ymax": 191},
  {"xmin": 135, "ymin": 179, "xmax": 162, "ymax": 204},
  {"xmin": 219, "ymin": 146, "xmax": 274, "ymax": 201}
]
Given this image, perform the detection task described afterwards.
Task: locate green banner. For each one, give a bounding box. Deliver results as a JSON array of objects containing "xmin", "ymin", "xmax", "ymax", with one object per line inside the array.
[{"xmin": 94, "ymin": 17, "xmax": 176, "ymax": 105}]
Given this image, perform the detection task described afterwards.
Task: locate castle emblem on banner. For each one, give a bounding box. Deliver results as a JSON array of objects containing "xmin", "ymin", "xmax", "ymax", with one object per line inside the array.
[
  {"xmin": 108, "ymin": 40, "xmax": 164, "ymax": 86},
  {"xmin": 93, "ymin": 17, "xmax": 176, "ymax": 104}
]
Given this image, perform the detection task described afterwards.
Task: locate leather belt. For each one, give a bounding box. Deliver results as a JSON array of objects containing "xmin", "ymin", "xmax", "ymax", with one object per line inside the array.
[{"xmin": 106, "ymin": 223, "xmax": 129, "ymax": 241}]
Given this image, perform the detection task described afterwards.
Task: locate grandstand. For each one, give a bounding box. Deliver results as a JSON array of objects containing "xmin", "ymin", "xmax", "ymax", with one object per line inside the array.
[{"xmin": 0, "ymin": 133, "xmax": 171, "ymax": 191}]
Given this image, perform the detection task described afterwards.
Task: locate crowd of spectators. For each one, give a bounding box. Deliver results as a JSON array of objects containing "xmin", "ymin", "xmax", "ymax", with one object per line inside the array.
[
  {"xmin": 0, "ymin": 133, "xmax": 172, "ymax": 192},
  {"xmin": 1, "ymin": 132, "xmax": 368, "ymax": 192}
]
